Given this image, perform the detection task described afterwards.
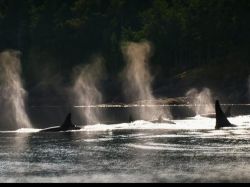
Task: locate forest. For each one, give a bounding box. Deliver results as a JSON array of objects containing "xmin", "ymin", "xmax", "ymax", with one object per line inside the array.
[{"xmin": 0, "ymin": 0, "xmax": 250, "ymax": 104}]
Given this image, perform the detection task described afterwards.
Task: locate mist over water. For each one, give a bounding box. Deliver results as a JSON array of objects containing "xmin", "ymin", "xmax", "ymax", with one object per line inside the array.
[
  {"xmin": 186, "ymin": 88, "xmax": 214, "ymax": 115},
  {"xmin": 0, "ymin": 50, "xmax": 31, "ymax": 130},
  {"xmin": 72, "ymin": 57, "xmax": 105, "ymax": 125},
  {"xmin": 121, "ymin": 41, "xmax": 172, "ymax": 121}
]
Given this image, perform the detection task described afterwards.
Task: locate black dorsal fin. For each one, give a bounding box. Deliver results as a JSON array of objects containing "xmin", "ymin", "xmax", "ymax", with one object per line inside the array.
[
  {"xmin": 61, "ymin": 113, "xmax": 74, "ymax": 129},
  {"xmin": 215, "ymin": 100, "xmax": 234, "ymax": 130}
]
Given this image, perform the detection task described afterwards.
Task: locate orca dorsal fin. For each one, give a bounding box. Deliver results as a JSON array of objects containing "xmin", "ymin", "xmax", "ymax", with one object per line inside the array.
[
  {"xmin": 61, "ymin": 113, "xmax": 74, "ymax": 129},
  {"xmin": 215, "ymin": 100, "xmax": 233, "ymax": 130}
]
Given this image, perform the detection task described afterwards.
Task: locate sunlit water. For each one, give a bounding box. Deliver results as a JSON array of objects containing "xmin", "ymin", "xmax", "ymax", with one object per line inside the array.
[{"xmin": 1, "ymin": 115, "xmax": 250, "ymax": 183}]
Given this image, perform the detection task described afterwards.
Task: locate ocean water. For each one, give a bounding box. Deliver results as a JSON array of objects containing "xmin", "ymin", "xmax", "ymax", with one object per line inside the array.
[{"xmin": 1, "ymin": 115, "xmax": 250, "ymax": 183}]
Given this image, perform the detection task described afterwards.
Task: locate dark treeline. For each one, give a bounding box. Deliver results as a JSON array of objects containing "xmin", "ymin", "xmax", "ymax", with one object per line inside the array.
[{"xmin": 0, "ymin": 0, "xmax": 250, "ymax": 103}]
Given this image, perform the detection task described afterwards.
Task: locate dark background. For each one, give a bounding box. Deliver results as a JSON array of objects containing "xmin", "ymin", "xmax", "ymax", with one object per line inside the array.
[{"xmin": 0, "ymin": 0, "xmax": 250, "ymax": 128}]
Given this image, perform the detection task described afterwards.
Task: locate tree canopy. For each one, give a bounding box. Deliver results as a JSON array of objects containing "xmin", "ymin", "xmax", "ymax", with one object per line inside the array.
[{"xmin": 0, "ymin": 0, "xmax": 250, "ymax": 102}]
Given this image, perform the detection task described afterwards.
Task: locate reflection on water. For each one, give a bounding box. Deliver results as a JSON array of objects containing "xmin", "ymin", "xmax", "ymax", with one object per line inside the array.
[{"xmin": 0, "ymin": 116, "xmax": 250, "ymax": 182}]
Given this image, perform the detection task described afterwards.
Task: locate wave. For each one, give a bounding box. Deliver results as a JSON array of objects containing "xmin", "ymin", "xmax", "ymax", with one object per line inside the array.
[{"xmin": 0, "ymin": 115, "xmax": 250, "ymax": 134}]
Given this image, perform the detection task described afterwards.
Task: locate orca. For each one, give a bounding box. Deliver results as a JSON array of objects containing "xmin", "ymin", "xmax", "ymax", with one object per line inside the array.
[
  {"xmin": 215, "ymin": 100, "xmax": 236, "ymax": 130},
  {"xmin": 40, "ymin": 113, "xmax": 81, "ymax": 132},
  {"xmin": 151, "ymin": 114, "xmax": 176, "ymax": 124},
  {"xmin": 128, "ymin": 114, "xmax": 175, "ymax": 124}
]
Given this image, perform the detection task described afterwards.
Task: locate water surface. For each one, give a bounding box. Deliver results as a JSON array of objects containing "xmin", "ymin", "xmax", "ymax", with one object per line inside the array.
[{"xmin": 1, "ymin": 116, "xmax": 250, "ymax": 183}]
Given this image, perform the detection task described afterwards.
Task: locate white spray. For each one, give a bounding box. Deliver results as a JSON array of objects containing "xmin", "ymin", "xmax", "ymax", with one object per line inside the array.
[
  {"xmin": 186, "ymin": 88, "xmax": 214, "ymax": 115},
  {"xmin": 72, "ymin": 57, "xmax": 105, "ymax": 125},
  {"xmin": 0, "ymin": 50, "xmax": 31, "ymax": 129},
  {"xmin": 121, "ymin": 41, "xmax": 172, "ymax": 121}
]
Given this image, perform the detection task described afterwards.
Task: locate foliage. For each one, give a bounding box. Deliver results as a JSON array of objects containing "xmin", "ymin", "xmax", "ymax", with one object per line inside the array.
[{"xmin": 0, "ymin": 0, "xmax": 249, "ymax": 100}]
